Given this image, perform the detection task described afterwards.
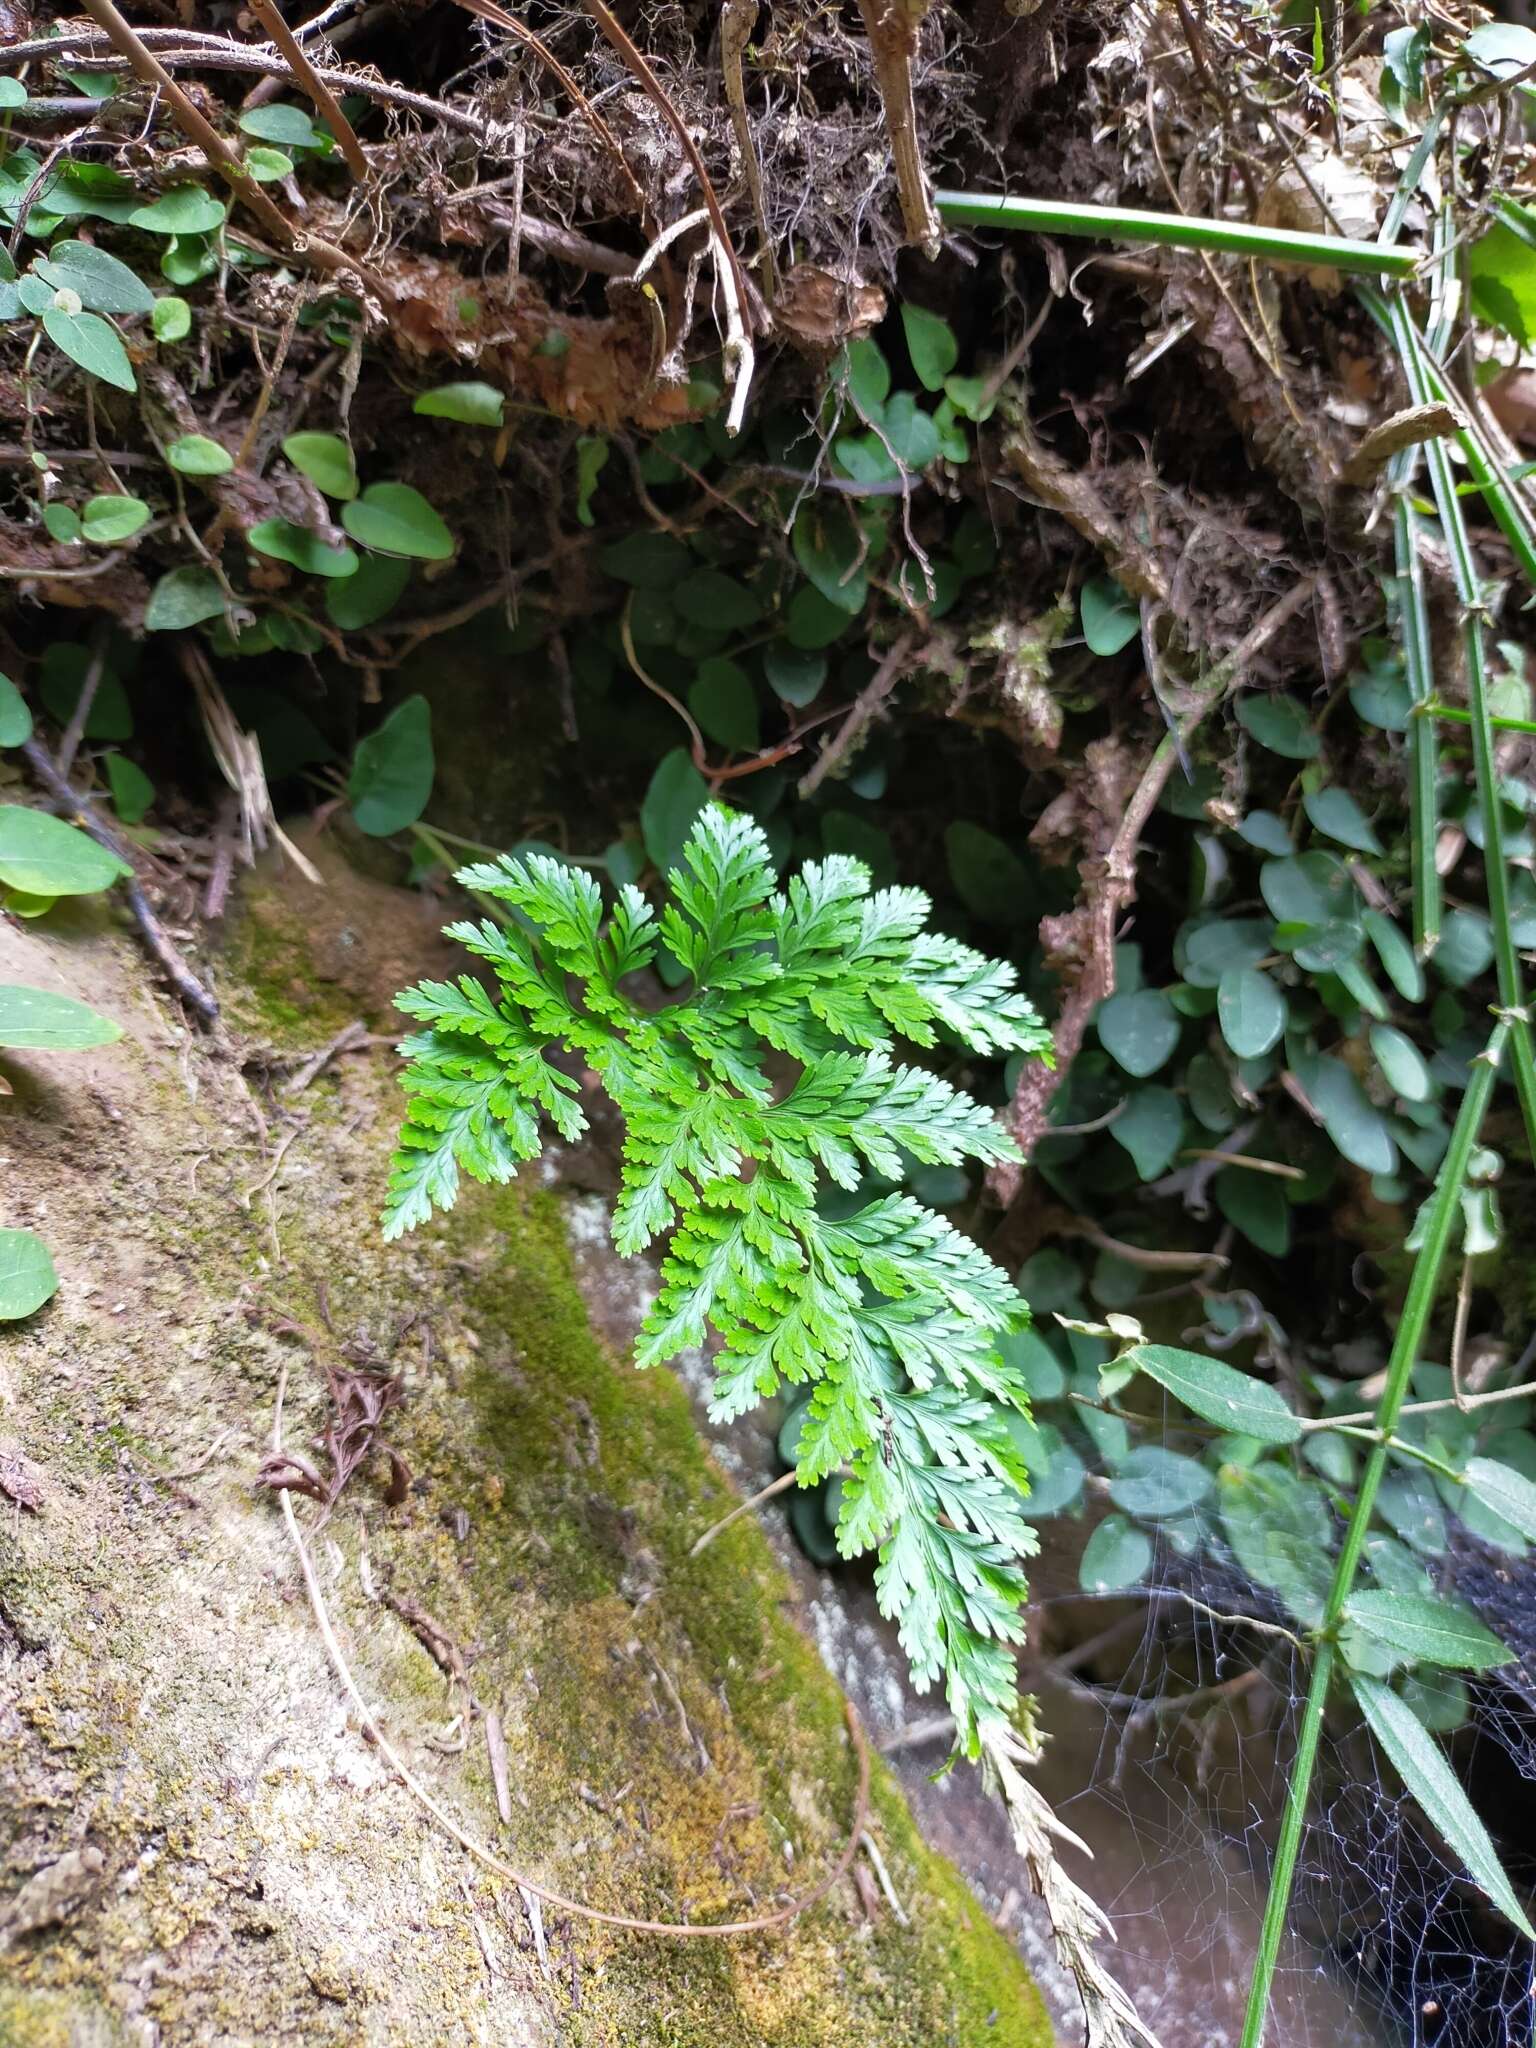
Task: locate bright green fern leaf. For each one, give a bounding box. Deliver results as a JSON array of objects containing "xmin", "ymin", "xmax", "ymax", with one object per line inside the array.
[{"xmin": 384, "ymin": 802, "xmax": 1054, "ymax": 1753}]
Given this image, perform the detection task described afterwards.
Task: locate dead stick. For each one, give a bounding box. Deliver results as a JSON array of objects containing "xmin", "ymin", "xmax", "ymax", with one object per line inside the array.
[
  {"xmin": 689, "ymin": 1469, "xmax": 798, "ymax": 1558},
  {"xmin": 20, "ymin": 741, "xmax": 220, "ymax": 1022},
  {"xmin": 74, "ymin": 0, "xmax": 391, "ymax": 297},
  {"xmin": 798, "ymin": 635, "xmax": 912, "ymax": 799},
  {"xmin": 246, "ymin": 0, "xmax": 369, "ymax": 179},
  {"xmin": 993, "ymin": 576, "xmax": 1316, "ymax": 1191}
]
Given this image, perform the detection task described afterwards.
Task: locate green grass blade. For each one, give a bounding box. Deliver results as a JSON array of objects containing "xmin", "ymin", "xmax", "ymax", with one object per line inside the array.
[
  {"xmin": 1238, "ymin": 1021, "xmax": 1509, "ymax": 2048},
  {"xmin": 933, "ymin": 191, "xmax": 1418, "ymax": 275},
  {"xmin": 1392, "ymin": 493, "xmax": 1441, "ymax": 953}
]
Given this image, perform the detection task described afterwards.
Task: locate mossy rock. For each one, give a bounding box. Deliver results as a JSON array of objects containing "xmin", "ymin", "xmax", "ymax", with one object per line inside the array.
[{"xmin": 0, "ymin": 846, "xmax": 1051, "ymax": 2046}]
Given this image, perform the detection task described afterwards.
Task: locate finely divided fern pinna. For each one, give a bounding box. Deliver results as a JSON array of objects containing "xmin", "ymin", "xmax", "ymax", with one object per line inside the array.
[{"xmin": 384, "ymin": 805, "xmax": 1052, "ymax": 1751}]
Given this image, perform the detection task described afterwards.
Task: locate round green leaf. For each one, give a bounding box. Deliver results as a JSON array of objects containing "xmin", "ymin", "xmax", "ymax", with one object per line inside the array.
[
  {"xmin": 1364, "ymin": 909, "xmax": 1425, "ymax": 1002},
  {"xmin": 1080, "ymin": 576, "xmax": 1139, "ymax": 656},
  {"xmin": 881, "ymin": 392, "xmax": 940, "ymax": 472},
  {"xmin": 167, "ymin": 433, "xmax": 234, "ymax": 476},
  {"xmin": 1237, "ymin": 810, "xmax": 1293, "ymax": 856},
  {"xmin": 1350, "ymin": 667, "xmax": 1412, "ymax": 730},
  {"xmin": 41, "ymin": 306, "xmax": 135, "ymax": 390},
  {"xmin": 674, "ymin": 569, "xmax": 763, "ymax": 631},
  {"xmin": 1300, "ymin": 1053, "xmax": 1398, "ymax": 1175},
  {"xmin": 80, "ymin": 493, "xmax": 149, "ymax": 543},
  {"xmin": 347, "ymin": 695, "xmax": 434, "ymax": 836},
  {"xmin": 1109, "ymin": 1086, "xmax": 1183, "ymax": 1180},
  {"xmin": 1304, "ymin": 786, "xmax": 1383, "ymax": 854},
  {"xmin": 1214, "ymin": 1166, "xmax": 1292, "ymax": 1257},
  {"xmin": 1397, "ymin": 1669, "xmax": 1469, "ymax": 1734},
  {"xmin": 413, "ymin": 382, "xmax": 505, "ymax": 427},
  {"xmin": 104, "ymin": 751, "xmax": 154, "ymax": 825},
  {"xmin": 599, "ymin": 531, "xmax": 690, "ymax": 589},
  {"xmin": 1260, "ymin": 851, "xmax": 1355, "ymax": 927},
  {"xmin": 1378, "ymin": 1469, "xmax": 1449, "ymax": 1555},
  {"xmin": 0, "ymin": 1229, "xmax": 58, "ymax": 1321},
  {"xmin": 159, "ymin": 233, "xmax": 217, "ymax": 287},
  {"xmin": 792, "ymin": 504, "xmax": 868, "ymax": 616},
  {"xmin": 326, "ymin": 551, "xmax": 410, "ymax": 629},
  {"xmin": 238, "ymin": 103, "xmax": 323, "ymax": 148},
  {"xmin": 1464, "ymin": 20, "xmax": 1536, "ymax": 77},
  {"xmin": 785, "ymin": 585, "xmax": 850, "ymax": 650},
  {"xmin": 642, "ymin": 748, "xmax": 709, "ymax": 876},
  {"xmin": 34, "ymin": 240, "xmax": 154, "ymax": 315},
  {"xmin": 778, "ymin": 1396, "xmax": 812, "ymax": 1465},
  {"xmin": 130, "ymin": 187, "xmax": 227, "ymax": 235},
  {"xmin": 0, "ymin": 806, "xmax": 129, "ymax": 896},
  {"xmin": 840, "ymin": 337, "xmax": 891, "ymax": 416},
  {"xmin": 1370, "ymin": 1023, "xmax": 1432, "ymax": 1103},
  {"xmin": 42, "ymin": 503, "xmax": 82, "ymax": 544},
  {"xmin": 900, "ymin": 303, "xmax": 959, "ymax": 391},
  {"xmin": 0, "ymin": 673, "xmax": 32, "ymax": 748},
  {"xmin": 144, "ymin": 565, "xmax": 225, "ymax": 631},
  {"xmin": 341, "ymin": 482, "xmax": 454, "ymax": 561},
  {"xmin": 0, "ymin": 983, "xmax": 121, "ymax": 1050},
  {"xmin": 944, "ymin": 821, "xmax": 1033, "ymax": 925},
  {"xmin": 996, "ymin": 1327, "xmax": 1065, "ymax": 1401},
  {"xmin": 1108, "ymin": 1446, "xmax": 1212, "ymax": 1519},
  {"xmin": 1217, "ymin": 966, "xmax": 1286, "ymax": 1058},
  {"xmin": 689, "ymin": 659, "xmax": 759, "ymax": 752},
  {"xmin": 1134, "ymin": 1343, "xmax": 1300, "ymax": 1443},
  {"xmin": 1186, "ymin": 1051, "xmax": 1239, "ymax": 1133},
  {"xmin": 1182, "ymin": 917, "xmax": 1274, "ymax": 988},
  {"xmin": 1219, "ymin": 1465, "xmax": 1333, "ymax": 1623},
  {"xmin": 1237, "ymin": 694, "xmax": 1319, "ymax": 758},
  {"xmin": 1096, "ymin": 988, "xmax": 1180, "ymax": 1076},
  {"xmin": 763, "ymin": 642, "xmax": 826, "ymax": 705},
  {"xmin": 1079, "ymin": 1514, "xmax": 1152, "ymax": 1593},
  {"xmin": 248, "ymin": 518, "xmax": 359, "ymax": 578},
  {"xmin": 152, "ymin": 295, "xmax": 192, "ymax": 342},
  {"xmin": 1432, "ymin": 909, "xmax": 1495, "ymax": 988},
  {"xmin": 1007, "ymin": 1418, "xmax": 1084, "ymax": 1516},
  {"xmin": 788, "ymin": 1485, "xmax": 841, "ymax": 1565},
  {"xmin": 281, "ymin": 431, "xmax": 358, "ymax": 500},
  {"xmin": 243, "ymin": 144, "xmax": 294, "ymax": 183}
]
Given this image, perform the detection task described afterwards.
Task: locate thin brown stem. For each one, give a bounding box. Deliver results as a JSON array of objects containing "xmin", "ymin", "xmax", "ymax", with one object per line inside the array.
[{"xmin": 246, "ymin": 0, "xmax": 369, "ymax": 179}]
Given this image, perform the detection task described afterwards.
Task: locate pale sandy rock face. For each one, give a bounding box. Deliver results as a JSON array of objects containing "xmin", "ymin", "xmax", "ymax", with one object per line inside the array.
[{"xmin": 0, "ymin": 835, "xmax": 1047, "ymax": 2048}]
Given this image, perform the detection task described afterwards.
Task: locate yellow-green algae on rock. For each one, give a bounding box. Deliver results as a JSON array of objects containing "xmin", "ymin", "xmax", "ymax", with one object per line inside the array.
[{"xmin": 0, "ymin": 836, "xmax": 1053, "ymax": 2047}]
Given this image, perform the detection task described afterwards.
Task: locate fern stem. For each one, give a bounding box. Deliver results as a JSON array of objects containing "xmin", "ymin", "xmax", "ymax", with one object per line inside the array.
[{"xmin": 1238, "ymin": 1019, "xmax": 1509, "ymax": 2048}]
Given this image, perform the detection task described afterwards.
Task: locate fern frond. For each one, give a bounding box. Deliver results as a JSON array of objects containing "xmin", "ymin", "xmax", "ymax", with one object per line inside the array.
[{"xmin": 385, "ymin": 801, "xmax": 1054, "ymax": 1752}]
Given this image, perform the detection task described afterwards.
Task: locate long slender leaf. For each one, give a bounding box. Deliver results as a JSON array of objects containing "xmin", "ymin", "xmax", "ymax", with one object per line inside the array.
[
  {"xmin": 1351, "ymin": 1673, "xmax": 1534, "ymax": 1937},
  {"xmin": 933, "ymin": 191, "xmax": 1418, "ymax": 275}
]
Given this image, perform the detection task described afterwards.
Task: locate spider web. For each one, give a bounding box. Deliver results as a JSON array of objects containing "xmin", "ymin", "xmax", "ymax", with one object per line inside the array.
[{"xmin": 1025, "ymin": 1530, "xmax": 1536, "ymax": 2048}]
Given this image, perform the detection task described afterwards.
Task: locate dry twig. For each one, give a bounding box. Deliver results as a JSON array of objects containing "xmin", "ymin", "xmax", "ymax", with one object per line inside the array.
[
  {"xmin": 73, "ymin": 0, "xmax": 392, "ymax": 297},
  {"xmin": 246, "ymin": 0, "xmax": 369, "ymax": 179}
]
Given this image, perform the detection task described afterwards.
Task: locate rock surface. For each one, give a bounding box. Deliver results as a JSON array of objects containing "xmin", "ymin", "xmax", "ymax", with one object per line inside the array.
[{"xmin": 0, "ymin": 834, "xmax": 1051, "ymax": 2048}]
